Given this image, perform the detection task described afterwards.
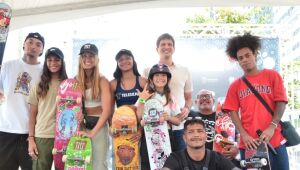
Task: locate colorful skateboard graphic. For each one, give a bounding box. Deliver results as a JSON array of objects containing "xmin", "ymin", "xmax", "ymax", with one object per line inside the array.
[
  {"xmin": 63, "ymin": 136, "xmax": 92, "ymax": 170},
  {"xmin": 0, "ymin": 3, "xmax": 11, "ymax": 67},
  {"xmin": 53, "ymin": 79, "xmax": 82, "ymax": 170},
  {"xmin": 240, "ymin": 142, "xmax": 271, "ymax": 170},
  {"xmin": 142, "ymin": 98, "xmax": 171, "ymax": 170},
  {"xmin": 111, "ymin": 106, "xmax": 139, "ymax": 170},
  {"xmin": 213, "ymin": 98, "xmax": 236, "ymax": 153}
]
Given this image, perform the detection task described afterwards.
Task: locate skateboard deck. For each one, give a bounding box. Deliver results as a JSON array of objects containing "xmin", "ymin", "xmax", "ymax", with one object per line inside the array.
[
  {"xmin": 0, "ymin": 3, "xmax": 11, "ymax": 67},
  {"xmin": 240, "ymin": 142, "xmax": 271, "ymax": 170},
  {"xmin": 111, "ymin": 106, "xmax": 139, "ymax": 170},
  {"xmin": 53, "ymin": 79, "xmax": 82, "ymax": 170},
  {"xmin": 143, "ymin": 98, "xmax": 171, "ymax": 170},
  {"xmin": 213, "ymin": 98, "xmax": 236, "ymax": 153},
  {"xmin": 62, "ymin": 136, "xmax": 92, "ymax": 170}
]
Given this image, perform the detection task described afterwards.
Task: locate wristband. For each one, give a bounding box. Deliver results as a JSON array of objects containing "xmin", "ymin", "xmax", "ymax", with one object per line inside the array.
[
  {"xmin": 270, "ymin": 121, "xmax": 278, "ymax": 128},
  {"xmin": 138, "ymin": 98, "xmax": 146, "ymax": 104}
]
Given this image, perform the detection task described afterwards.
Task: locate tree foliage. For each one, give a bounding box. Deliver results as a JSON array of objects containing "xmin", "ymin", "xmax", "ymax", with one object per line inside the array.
[{"xmin": 185, "ymin": 7, "xmax": 273, "ymax": 24}]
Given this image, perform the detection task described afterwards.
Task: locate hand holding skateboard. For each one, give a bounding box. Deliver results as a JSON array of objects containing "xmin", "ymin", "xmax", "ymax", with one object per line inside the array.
[{"xmin": 241, "ymin": 131, "xmax": 261, "ymax": 150}]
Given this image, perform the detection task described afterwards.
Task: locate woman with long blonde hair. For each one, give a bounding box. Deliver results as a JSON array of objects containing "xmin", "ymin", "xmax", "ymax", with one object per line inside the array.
[{"xmin": 76, "ymin": 43, "xmax": 111, "ymax": 170}]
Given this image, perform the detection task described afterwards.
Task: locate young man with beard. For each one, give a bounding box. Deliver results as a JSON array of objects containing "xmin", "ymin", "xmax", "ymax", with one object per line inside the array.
[
  {"xmin": 162, "ymin": 118, "xmax": 239, "ymax": 170},
  {"xmin": 223, "ymin": 33, "xmax": 289, "ymax": 170},
  {"xmin": 0, "ymin": 32, "xmax": 44, "ymax": 170},
  {"xmin": 189, "ymin": 89, "xmax": 240, "ymax": 166}
]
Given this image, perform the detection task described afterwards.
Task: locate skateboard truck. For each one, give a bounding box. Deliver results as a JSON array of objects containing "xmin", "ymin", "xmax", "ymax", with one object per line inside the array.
[{"xmin": 256, "ymin": 129, "xmax": 277, "ymax": 155}]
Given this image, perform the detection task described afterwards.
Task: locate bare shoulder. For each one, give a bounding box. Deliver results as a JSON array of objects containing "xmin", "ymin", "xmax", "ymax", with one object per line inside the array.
[{"xmin": 109, "ymin": 79, "xmax": 117, "ymax": 90}]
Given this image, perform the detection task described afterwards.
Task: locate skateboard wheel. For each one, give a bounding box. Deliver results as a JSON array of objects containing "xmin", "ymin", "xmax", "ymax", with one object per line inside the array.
[
  {"xmin": 76, "ymin": 97, "xmax": 81, "ymax": 104},
  {"xmin": 52, "ymin": 148, "xmax": 57, "ymax": 155},
  {"xmin": 85, "ymin": 156, "xmax": 91, "ymax": 163},
  {"xmin": 62, "ymin": 155, "xmax": 67, "ymax": 162},
  {"xmin": 240, "ymin": 160, "xmax": 246, "ymax": 167},
  {"xmin": 260, "ymin": 158, "xmax": 267, "ymax": 166}
]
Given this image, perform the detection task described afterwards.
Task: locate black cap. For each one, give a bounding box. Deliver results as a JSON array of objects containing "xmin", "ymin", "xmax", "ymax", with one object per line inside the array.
[
  {"xmin": 45, "ymin": 47, "xmax": 64, "ymax": 59},
  {"xmin": 79, "ymin": 43, "xmax": 98, "ymax": 55},
  {"xmin": 148, "ymin": 64, "xmax": 172, "ymax": 79},
  {"xmin": 25, "ymin": 32, "xmax": 45, "ymax": 47},
  {"xmin": 115, "ymin": 49, "xmax": 134, "ymax": 61}
]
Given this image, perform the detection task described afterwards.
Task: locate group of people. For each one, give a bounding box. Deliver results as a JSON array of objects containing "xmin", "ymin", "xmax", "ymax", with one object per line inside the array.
[{"xmin": 0, "ymin": 31, "xmax": 289, "ymax": 170}]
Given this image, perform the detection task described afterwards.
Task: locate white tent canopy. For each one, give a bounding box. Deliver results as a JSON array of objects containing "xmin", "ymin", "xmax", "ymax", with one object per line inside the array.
[{"xmin": 4, "ymin": 0, "xmax": 300, "ymax": 30}]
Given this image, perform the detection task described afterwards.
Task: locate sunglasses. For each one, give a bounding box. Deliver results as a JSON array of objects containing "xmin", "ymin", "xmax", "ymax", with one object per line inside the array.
[
  {"xmin": 197, "ymin": 94, "xmax": 212, "ymax": 100},
  {"xmin": 185, "ymin": 116, "xmax": 202, "ymax": 121}
]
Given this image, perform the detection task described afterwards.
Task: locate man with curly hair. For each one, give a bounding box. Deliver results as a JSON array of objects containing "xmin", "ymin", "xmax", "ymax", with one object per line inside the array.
[{"xmin": 223, "ymin": 33, "xmax": 289, "ymax": 170}]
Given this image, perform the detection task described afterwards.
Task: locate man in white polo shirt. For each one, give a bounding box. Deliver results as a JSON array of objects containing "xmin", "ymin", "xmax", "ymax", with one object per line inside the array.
[{"xmin": 141, "ymin": 33, "xmax": 193, "ymax": 169}]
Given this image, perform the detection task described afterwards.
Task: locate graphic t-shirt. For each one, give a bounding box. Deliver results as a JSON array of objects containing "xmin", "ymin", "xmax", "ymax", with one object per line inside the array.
[
  {"xmin": 0, "ymin": 59, "xmax": 42, "ymax": 134},
  {"xmin": 223, "ymin": 69, "xmax": 287, "ymax": 149}
]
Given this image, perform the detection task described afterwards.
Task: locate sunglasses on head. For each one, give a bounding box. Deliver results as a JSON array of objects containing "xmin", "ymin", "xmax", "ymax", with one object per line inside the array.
[{"xmin": 185, "ymin": 116, "xmax": 202, "ymax": 121}]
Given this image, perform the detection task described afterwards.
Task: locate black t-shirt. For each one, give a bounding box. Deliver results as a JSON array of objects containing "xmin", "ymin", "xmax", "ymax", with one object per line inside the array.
[
  {"xmin": 189, "ymin": 110, "xmax": 216, "ymax": 150},
  {"xmin": 163, "ymin": 149, "xmax": 236, "ymax": 170}
]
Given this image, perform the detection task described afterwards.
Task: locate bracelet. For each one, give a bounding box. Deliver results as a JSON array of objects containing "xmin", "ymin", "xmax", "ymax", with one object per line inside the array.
[
  {"xmin": 28, "ymin": 136, "xmax": 34, "ymax": 138},
  {"xmin": 270, "ymin": 121, "xmax": 278, "ymax": 128},
  {"xmin": 138, "ymin": 98, "xmax": 146, "ymax": 104}
]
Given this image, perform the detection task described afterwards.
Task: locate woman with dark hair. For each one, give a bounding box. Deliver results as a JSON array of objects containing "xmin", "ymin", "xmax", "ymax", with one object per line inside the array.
[
  {"xmin": 28, "ymin": 47, "xmax": 68, "ymax": 170},
  {"xmin": 110, "ymin": 49, "xmax": 147, "ymax": 108},
  {"xmin": 110, "ymin": 49, "xmax": 147, "ymax": 169}
]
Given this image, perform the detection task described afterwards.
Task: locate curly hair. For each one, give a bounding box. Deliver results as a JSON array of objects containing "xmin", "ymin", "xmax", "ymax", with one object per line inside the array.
[{"xmin": 226, "ymin": 33, "xmax": 261, "ymax": 61}]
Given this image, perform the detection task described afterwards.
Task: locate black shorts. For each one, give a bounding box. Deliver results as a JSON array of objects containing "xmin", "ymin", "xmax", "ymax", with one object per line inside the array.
[{"xmin": 0, "ymin": 131, "xmax": 32, "ymax": 170}]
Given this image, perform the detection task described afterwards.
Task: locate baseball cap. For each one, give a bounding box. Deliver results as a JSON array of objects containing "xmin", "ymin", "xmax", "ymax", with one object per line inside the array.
[
  {"xmin": 115, "ymin": 49, "xmax": 134, "ymax": 61},
  {"xmin": 45, "ymin": 47, "xmax": 64, "ymax": 59},
  {"xmin": 24, "ymin": 32, "xmax": 45, "ymax": 47},
  {"xmin": 79, "ymin": 43, "xmax": 98, "ymax": 55}
]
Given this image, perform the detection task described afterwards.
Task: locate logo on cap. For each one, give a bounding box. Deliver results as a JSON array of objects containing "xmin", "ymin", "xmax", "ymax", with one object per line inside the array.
[{"xmin": 84, "ymin": 44, "xmax": 91, "ymax": 49}]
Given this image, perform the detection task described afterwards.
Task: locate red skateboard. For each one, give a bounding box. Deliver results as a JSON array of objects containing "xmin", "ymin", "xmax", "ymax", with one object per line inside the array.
[
  {"xmin": 0, "ymin": 3, "xmax": 11, "ymax": 67},
  {"xmin": 52, "ymin": 79, "xmax": 82, "ymax": 170},
  {"xmin": 213, "ymin": 98, "xmax": 236, "ymax": 153}
]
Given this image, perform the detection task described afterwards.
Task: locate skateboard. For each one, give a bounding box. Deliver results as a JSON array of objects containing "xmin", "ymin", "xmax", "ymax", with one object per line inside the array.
[
  {"xmin": 142, "ymin": 98, "xmax": 172, "ymax": 170},
  {"xmin": 53, "ymin": 79, "xmax": 82, "ymax": 170},
  {"xmin": 0, "ymin": 3, "xmax": 11, "ymax": 67},
  {"xmin": 111, "ymin": 106, "xmax": 139, "ymax": 170},
  {"xmin": 213, "ymin": 98, "xmax": 236, "ymax": 153},
  {"xmin": 62, "ymin": 136, "xmax": 92, "ymax": 170},
  {"xmin": 240, "ymin": 142, "xmax": 271, "ymax": 170}
]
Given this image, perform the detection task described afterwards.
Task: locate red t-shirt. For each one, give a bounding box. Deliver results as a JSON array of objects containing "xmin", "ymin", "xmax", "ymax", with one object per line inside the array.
[{"xmin": 223, "ymin": 69, "xmax": 287, "ymax": 149}]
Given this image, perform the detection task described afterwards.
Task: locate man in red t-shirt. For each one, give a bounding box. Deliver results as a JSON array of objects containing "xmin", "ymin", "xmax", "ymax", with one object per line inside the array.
[{"xmin": 223, "ymin": 33, "xmax": 289, "ymax": 170}]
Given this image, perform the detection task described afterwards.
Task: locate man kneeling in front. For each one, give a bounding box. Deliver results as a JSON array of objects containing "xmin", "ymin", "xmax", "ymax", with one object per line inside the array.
[{"xmin": 162, "ymin": 117, "xmax": 240, "ymax": 170}]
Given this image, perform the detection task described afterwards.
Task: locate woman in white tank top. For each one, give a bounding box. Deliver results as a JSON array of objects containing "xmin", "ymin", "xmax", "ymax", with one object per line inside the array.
[{"xmin": 75, "ymin": 43, "xmax": 111, "ymax": 170}]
